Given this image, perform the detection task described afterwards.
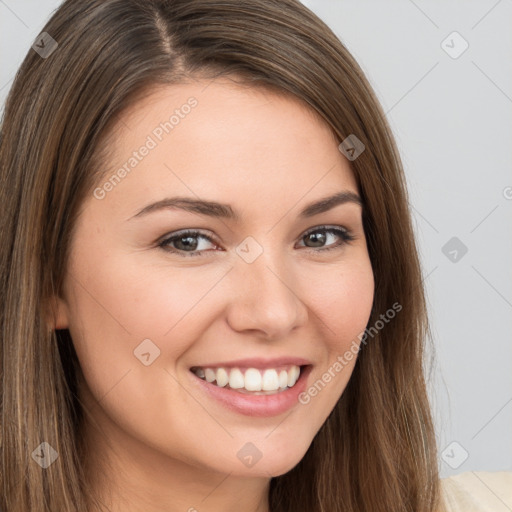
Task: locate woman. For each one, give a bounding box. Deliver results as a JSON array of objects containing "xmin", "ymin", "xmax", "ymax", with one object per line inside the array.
[{"xmin": 0, "ymin": 1, "xmax": 510, "ymax": 511}]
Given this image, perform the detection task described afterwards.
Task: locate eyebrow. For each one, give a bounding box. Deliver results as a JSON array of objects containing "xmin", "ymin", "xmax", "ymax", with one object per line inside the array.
[{"xmin": 129, "ymin": 190, "xmax": 363, "ymax": 222}]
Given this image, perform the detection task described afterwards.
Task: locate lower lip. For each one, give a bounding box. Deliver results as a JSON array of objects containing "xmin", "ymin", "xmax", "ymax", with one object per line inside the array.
[{"xmin": 189, "ymin": 366, "xmax": 312, "ymax": 417}]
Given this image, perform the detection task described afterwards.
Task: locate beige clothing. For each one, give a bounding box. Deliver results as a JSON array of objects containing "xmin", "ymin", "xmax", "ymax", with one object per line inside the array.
[{"xmin": 440, "ymin": 471, "xmax": 512, "ymax": 511}]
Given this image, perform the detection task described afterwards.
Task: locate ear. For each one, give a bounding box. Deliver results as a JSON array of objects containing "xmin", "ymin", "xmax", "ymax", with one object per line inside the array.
[{"xmin": 44, "ymin": 295, "xmax": 70, "ymax": 331}]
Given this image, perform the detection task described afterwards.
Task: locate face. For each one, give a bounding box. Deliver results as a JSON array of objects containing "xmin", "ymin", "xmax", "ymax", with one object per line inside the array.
[{"xmin": 53, "ymin": 77, "xmax": 374, "ymax": 482}]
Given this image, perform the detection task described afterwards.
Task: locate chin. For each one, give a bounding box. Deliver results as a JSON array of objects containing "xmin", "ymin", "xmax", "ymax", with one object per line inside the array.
[{"xmin": 245, "ymin": 444, "xmax": 311, "ymax": 478}]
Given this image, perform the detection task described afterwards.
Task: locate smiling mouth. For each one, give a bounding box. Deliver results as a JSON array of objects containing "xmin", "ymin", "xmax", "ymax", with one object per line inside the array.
[{"xmin": 190, "ymin": 364, "xmax": 306, "ymax": 395}]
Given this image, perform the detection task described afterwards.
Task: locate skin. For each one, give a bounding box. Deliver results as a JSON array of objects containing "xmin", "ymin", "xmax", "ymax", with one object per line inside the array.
[{"xmin": 50, "ymin": 76, "xmax": 375, "ymax": 512}]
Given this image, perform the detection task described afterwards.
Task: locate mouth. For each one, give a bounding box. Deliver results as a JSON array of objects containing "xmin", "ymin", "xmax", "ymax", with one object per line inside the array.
[
  {"xmin": 190, "ymin": 364, "xmax": 305, "ymax": 395},
  {"xmin": 187, "ymin": 357, "xmax": 313, "ymax": 417}
]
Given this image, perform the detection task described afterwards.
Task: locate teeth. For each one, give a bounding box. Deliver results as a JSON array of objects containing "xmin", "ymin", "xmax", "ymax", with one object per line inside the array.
[
  {"xmin": 287, "ymin": 365, "xmax": 300, "ymax": 387},
  {"xmin": 262, "ymin": 369, "xmax": 279, "ymax": 391},
  {"xmin": 216, "ymin": 367, "xmax": 229, "ymax": 387},
  {"xmin": 278, "ymin": 370, "xmax": 288, "ymax": 389},
  {"xmin": 244, "ymin": 368, "xmax": 262, "ymax": 391},
  {"xmin": 192, "ymin": 365, "xmax": 302, "ymax": 393},
  {"xmin": 229, "ymin": 368, "xmax": 244, "ymax": 389}
]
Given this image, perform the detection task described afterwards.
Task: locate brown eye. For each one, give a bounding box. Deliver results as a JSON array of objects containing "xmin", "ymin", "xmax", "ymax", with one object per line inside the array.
[
  {"xmin": 298, "ymin": 226, "xmax": 354, "ymax": 252},
  {"xmin": 157, "ymin": 225, "xmax": 355, "ymax": 258},
  {"xmin": 158, "ymin": 230, "xmax": 218, "ymax": 257}
]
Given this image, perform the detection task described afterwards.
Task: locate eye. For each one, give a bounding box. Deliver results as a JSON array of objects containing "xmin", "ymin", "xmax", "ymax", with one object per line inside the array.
[
  {"xmin": 157, "ymin": 225, "xmax": 355, "ymax": 257},
  {"xmin": 296, "ymin": 225, "xmax": 355, "ymax": 252},
  {"xmin": 158, "ymin": 230, "xmax": 218, "ymax": 257}
]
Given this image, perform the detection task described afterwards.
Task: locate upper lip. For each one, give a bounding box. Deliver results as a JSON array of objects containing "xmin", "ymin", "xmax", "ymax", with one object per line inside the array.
[{"xmin": 190, "ymin": 357, "xmax": 312, "ymax": 370}]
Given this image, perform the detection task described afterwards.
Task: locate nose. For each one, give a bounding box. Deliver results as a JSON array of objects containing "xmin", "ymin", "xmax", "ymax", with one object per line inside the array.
[{"xmin": 225, "ymin": 248, "xmax": 309, "ymax": 340}]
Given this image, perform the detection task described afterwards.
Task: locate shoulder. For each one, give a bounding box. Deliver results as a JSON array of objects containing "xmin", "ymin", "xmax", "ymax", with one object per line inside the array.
[{"xmin": 439, "ymin": 470, "xmax": 512, "ymax": 512}]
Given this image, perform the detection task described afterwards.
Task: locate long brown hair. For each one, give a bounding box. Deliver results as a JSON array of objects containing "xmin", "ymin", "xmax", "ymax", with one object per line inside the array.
[{"xmin": 0, "ymin": 0, "xmax": 443, "ymax": 510}]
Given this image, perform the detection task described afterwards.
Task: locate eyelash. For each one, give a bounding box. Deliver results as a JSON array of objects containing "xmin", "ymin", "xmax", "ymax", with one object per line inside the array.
[{"xmin": 157, "ymin": 225, "xmax": 355, "ymax": 258}]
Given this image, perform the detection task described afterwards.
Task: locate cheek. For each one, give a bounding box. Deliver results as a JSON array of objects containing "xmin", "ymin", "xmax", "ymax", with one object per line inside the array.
[
  {"xmin": 62, "ymin": 252, "xmax": 224, "ymax": 458},
  {"xmin": 296, "ymin": 260, "xmax": 374, "ymax": 411},
  {"xmin": 62, "ymin": 249, "xmax": 238, "ymax": 415},
  {"xmin": 65, "ymin": 243, "xmax": 226, "ymax": 342},
  {"xmin": 307, "ymin": 260, "xmax": 375, "ymax": 351}
]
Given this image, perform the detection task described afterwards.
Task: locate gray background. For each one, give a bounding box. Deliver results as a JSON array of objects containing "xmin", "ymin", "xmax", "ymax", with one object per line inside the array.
[{"xmin": 1, "ymin": 0, "xmax": 511, "ymax": 479}]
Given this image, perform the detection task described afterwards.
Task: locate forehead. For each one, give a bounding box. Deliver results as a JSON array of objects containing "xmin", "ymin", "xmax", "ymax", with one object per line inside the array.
[
  {"xmin": 118, "ymin": 76, "xmax": 337, "ymax": 137},
  {"xmin": 89, "ymin": 77, "xmax": 358, "ymax": 220}
]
